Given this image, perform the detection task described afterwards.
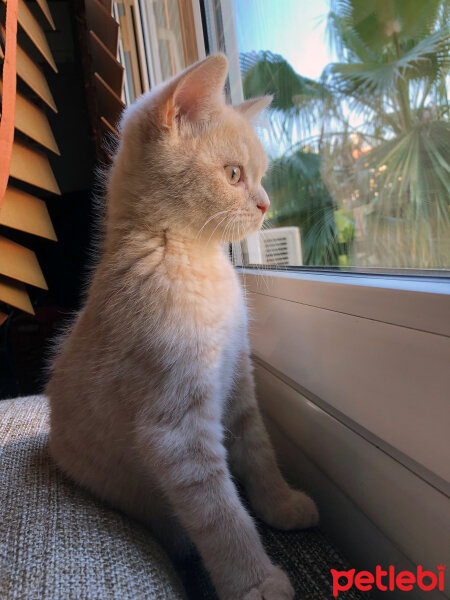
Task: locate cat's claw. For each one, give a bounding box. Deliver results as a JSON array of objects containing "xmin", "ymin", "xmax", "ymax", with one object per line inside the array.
[
  {"xmin": 243, "ymin": 567, "xmax": 294, "ymax": 600},
  {"xmin": 259, "ymin": 490, "xmax": 319, "ymax": 531}
]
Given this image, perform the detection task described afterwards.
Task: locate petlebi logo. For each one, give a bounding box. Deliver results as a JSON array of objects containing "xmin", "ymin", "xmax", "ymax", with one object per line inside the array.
[{"xmin": 331, "ymin": 564, "xmax": 446, "ymax": 596}]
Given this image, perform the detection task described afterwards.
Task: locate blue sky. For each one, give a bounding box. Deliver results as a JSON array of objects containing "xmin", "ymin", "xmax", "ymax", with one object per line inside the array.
[{"xmin": 232, "ymin": 0, "xmax": 333, "ymax": 80}]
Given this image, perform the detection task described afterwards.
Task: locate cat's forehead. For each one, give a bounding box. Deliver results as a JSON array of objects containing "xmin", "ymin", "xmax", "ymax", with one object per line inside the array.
[{"xmin": 214, "ymin": 108, "xmax": 267, "ymax": 170}]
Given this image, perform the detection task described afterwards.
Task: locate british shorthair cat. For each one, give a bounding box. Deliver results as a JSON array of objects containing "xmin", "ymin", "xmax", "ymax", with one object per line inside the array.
[{"xmin": 46, "ymin": 54, "xmax": 318, "ymax": 600}]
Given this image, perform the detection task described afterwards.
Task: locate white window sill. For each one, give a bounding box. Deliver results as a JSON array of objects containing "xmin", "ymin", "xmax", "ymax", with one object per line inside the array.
[{"xmin": 237, "ymin": 267, "xmax": 450, "ymax": 336}]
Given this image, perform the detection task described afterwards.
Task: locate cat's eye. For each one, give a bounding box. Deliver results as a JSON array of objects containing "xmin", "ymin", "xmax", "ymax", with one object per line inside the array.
[{"xmin": 224, "ymin": 165, "xmax": 241, "ymax": 185}]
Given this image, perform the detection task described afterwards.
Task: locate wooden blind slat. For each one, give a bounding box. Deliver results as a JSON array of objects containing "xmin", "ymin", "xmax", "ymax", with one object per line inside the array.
[
  {"xmin": 35, "ymin": 0, "xmax": 56, "ymax": 31},
  {"xmin": 2, "ymin": 0, "xmax": 58, "ymax": 72},
  {"xmin": 0, "ymin": 275, "xmax": 34, "ymax": 314},
  {"xmin": 100, "ymin": 115, "xmax": 118, "ymax": 136},
  {"xmin": 97, "ymin": 0, "xmax": 112, "ymax": 13},
  {"xmin": 0, "ymin": 29, "xmax": 57, "ymax": 112},
  {"xmin": 94, "ymin": 71, "xmax": 124, "ymax": 129},
  {"xmin": 0, "ymin": 236, "xmax": 47, "ymax": 290},
  {"xmin": 15, "ymin": 44, "xmax": 57, "ymax": 111},
  {"xmin": 85, "ymin": 0, "xmax": 119, "ymax": 55},
  {"xmin": 10, "ymin": 140, "xmax": 61, "ymax": 194},
  {"xmin": 89, "ymin": 29, "xmax": 123, "ymax": 96},
  {"xmin": 0, "ymin": 81, "xmax": 60, "ymax": 153},
  {"xmin": 0, "ymin": 186, "xmax": 57, "ymax": 240}
]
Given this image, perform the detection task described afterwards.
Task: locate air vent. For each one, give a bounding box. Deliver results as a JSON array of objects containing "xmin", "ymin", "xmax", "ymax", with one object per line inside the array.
[{"xmin": 259, "ymin": 227, "xmax": 302, "ymax": 266}]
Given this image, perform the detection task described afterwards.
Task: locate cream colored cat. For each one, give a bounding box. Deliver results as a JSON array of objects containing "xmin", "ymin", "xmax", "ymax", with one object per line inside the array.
[{"xmin": 46, "ymin": 54, "xmax": 318, "ymax": 600}]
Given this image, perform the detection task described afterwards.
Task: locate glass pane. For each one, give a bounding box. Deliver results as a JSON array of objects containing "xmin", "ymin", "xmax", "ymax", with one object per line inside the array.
[
  {"xmin": 231, "ymin": 0, "xmax": 450, "ymax": 272},
  {"xmin": 151, "ymin": 0, "xmax": 187, "ymax": 79},
  {"xmin": 115, "ymin": 0, "xmax": 200, "ymax": 103},
  {"xmin": 142, "ymin": 0, "xmax": 199, "ymax": 81}
]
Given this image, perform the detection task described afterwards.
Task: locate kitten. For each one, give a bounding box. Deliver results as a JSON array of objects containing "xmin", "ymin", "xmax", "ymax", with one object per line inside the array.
[{"xmin": 46, "ymin": 54, "xmax": 318, "ymax": 600}]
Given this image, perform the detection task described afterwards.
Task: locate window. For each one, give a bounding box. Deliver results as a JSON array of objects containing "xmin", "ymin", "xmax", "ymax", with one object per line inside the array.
[
  {"xmin": 226, "ymin": 0, "xmax": 449, "ymax": 273},
  {"xmin": 113, "ymin": 0, "xmax": 204, "ymax": 104}
]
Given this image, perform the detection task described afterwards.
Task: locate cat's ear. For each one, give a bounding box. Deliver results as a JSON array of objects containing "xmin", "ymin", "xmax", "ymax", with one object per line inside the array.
[
  {"xmin": 234, "ymin": 96, "xmax": 273, "ymax": 119},
  {"xmin": 163, "ymin": 54, "xmax": 228, "ymax": 127}
]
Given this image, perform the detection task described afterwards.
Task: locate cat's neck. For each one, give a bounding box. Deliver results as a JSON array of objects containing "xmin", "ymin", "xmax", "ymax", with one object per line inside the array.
[
  {"xmin": 105, "ymin": 224, "xmax": 229, "ymax": 269},
  {"xmin": 164, "ymin": 229, "xmax": 226, "ymax": 262}
]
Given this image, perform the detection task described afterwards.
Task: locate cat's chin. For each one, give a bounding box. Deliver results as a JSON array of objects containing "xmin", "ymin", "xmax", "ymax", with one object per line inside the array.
[
  {"xmin": 226, "ymin": 228, "xmax": 262, "ymax": 243},
  {"xmin": 228, "ymin": 221, "xmax": 265, "ymax": 242},
  {"xmin": 196, "ymin": 214, "xmax": 264, "ymax": 244}
]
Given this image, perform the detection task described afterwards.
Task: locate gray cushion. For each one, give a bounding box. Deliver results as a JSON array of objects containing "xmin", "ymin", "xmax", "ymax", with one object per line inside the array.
[{"xmin": 0, "ymin": 396, "xmax": 186, "ymax": 600}]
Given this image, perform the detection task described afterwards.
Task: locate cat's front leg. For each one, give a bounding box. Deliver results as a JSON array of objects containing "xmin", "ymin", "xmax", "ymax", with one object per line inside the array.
[
  {"xmin": 226, "ymin": 353, "xmax": 319, "ymax": 531},
  {"xmin": 137, "ymin": 393, "xmax": 294, "ymax": 600}
]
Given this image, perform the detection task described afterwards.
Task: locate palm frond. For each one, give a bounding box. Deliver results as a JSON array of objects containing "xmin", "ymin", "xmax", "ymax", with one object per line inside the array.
[
  {"xmin": 325, "ymin": 26, "xmax": 449, "ymax": 98},
  {"xmin": 351, "ymin": 120, "xmax": 450, "ymax": 267},
  {"xmin": 332, "ymin": 0, "xmax": 445, "ymax": 53},
  {"xmin": 240, "ymin": 1, "xmax": 449, "ymax": 268},
  {"xmin": 240, "ymin": 51, "xmax": 334, "ymax": 145},
  {"xmin": 263, "ymin": 150, "xmax": 342, "ymax": 265}
]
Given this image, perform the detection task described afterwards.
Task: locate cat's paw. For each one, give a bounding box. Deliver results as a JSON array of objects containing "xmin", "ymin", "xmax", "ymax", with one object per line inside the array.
[
  {"xmin": 260, "ymin": 490, "xmax": 319, "ymax": 531},
  {"xmin": 243, "ymin": 567, "xmax": 294, "ymax": 600}
]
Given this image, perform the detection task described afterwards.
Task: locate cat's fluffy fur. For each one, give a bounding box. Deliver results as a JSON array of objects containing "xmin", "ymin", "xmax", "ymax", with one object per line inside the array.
[{"xmin": 46, "ymin": 54, "xmax": 318, "ymax": 600}]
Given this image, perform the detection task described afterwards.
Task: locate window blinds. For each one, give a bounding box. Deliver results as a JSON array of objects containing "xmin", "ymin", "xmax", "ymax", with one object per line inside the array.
[
  {"xmin": 78, "ymin": 0, "xmax": 124, "ymax": 157},
  {"xmin": 0, "ymin": 0, "xmax": 125, "ymax": 319},
  {"xmin": 0, "ymin": 0, "xmax": 58, "ymax": 317}
]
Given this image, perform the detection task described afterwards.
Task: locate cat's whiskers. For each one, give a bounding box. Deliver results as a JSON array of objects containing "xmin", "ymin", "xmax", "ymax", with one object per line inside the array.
[
  {"xmin": 220, "ymin": 216, "xmax": 235, "ymax": 255},
  {"xmin": 205, "ymin": 211, "xmax": 235, "ymax": 246},
  {"xmin": 233, "ymin": 219, "xmax": 249, "ymax": 309},
  {"xmin": 249, "ymin": 219, "xmax": 272, "ymax": 292},
  {"xmin": 196, "ymin": 210, "xmax": 233, "ymax": 241},
  {"xmin": 224, "ymin": 213, "xmax": 240, "ymax": 243}
]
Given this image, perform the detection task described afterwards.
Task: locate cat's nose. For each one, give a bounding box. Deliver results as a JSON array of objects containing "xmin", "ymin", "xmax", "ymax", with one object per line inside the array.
[{"xmin": 255, "ymin": 187, "xmax": 270, "ymax": 215}]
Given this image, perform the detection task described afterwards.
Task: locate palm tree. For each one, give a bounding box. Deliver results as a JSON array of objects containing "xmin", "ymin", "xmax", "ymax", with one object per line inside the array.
[
  {"xmin": 325, "ymin": 0, "xmax": 449, "ymax": 268},
  {"xmin": 241, "ymin": 51, "xmax": 345, "ymax": 265},
  {"xmin": 241, "ymin": 0, "xmax": 450, "ymax": 269}
]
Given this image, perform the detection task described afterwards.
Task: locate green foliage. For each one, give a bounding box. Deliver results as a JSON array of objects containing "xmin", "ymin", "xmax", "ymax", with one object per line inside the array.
[
  {"xmin": 240, "ymin": 0, "xmax": 450, "ymax": 269},
  {"xmin": 241, "ymin": 51, "xmax": 334, "ymax": 150},
  {"xmin": 241, "ymin": 52, "xmax": 341, "ymax": 265},
  {"xmin": 325, "ymin": 0, "xmax": 450, "ymax": 267},
  {"xmin": 263, "ymin": 150, "xmax": 340, "ymax": 265}
]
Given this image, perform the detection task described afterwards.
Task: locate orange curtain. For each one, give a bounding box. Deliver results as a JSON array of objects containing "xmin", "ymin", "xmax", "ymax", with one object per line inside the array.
[{"xmin": 0, "ymin": 0, "xmax": 19, "ymax": 209}]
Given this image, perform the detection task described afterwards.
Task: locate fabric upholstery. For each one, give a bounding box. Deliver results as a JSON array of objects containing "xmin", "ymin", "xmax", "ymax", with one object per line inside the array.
[
  {"xmin": 0, "ymin": 396, "xmax": 186, "ymax": 600},
  {"xmin": 0, "ymin": 395, "xmax": 370, "ymax": 599}
]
